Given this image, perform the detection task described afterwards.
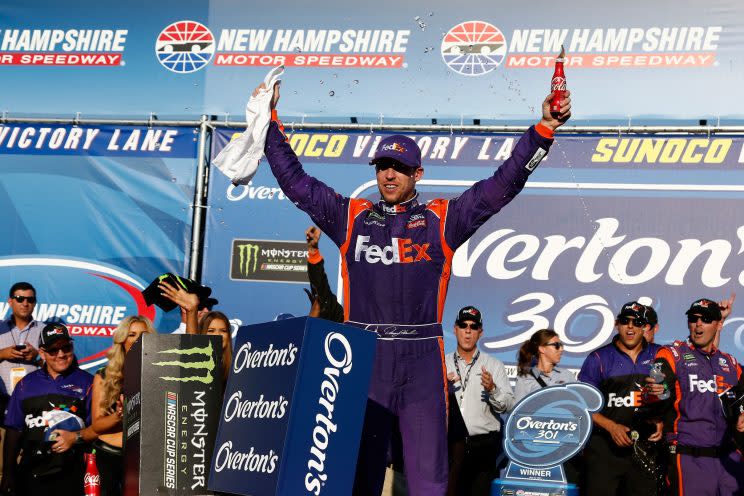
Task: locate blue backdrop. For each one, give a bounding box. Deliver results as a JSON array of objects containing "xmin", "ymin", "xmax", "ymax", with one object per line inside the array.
[{"xmin": 0, "ymin": 124, "xmax": 198, "ymax": 368}]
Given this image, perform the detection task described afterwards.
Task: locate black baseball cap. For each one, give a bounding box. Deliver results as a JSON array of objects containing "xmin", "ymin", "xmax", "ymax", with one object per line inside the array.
[
  {"xmin": 685, "ymin": 298, "xmax": 722, "ymax": 321},
  {"xmin": 617, "ymin": 301, "xmax": 649, "ymax": 322},
  {"xmin": 455, "ymin": 306, "xmax": 482, "ymax": 326},
  {"xmin": 40, "ymin": 323, "xmax": 73, "ymax": 349},
  {"xmin": 141, "ymin": 273, "xmax": 213, "ymax": 312}
]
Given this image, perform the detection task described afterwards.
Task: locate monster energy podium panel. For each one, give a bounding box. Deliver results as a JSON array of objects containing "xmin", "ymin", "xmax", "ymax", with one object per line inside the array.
[{"xmin": 123, "ymin": 334, "xmax": 223, "ymax": 496}]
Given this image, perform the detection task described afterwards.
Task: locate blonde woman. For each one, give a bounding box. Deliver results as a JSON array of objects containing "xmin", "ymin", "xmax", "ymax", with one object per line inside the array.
[{"xmin": 91, "ymin": 315, "xmax": 155, "ymax": 496}]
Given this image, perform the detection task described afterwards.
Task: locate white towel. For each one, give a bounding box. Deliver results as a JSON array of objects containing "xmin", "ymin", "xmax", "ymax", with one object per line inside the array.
[{"xmin": 212, "ymin": 65, "xmax": 285, "ymax": 185}]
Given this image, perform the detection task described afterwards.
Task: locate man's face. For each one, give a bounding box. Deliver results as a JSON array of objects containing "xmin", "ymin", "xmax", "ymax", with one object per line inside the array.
[
  {"xmin": 454, "ymin": 320, "xmax": 483, "ymax": 353},
  {"xmin": 615, "ymin": 315, "xmax": 648, "ymax": 349},
  {"xmin": 375, "ymin": 160, "xmax": 423, "ymax": 204},
  {"xmin": 41, "ymin": 340, "xmax": 74, "ymax": 375},
  {"xmin": 688, "ymin": 313, "xmax": 722, "ymax": 350},
  {"xmin": 8, "ymin": 289, "xmax": 36, "ymax": 321}
]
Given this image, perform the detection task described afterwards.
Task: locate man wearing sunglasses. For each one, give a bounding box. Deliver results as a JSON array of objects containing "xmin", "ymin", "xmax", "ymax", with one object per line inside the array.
[
  {"xmin": 578, "ymin": 301, "xmax": 664, "ymax": 495},
  {"xmin": 0, "ymin": 282, "xmax": 44, "ymax": 424},
  {"xmin": 651, "ymin": 298, "xmax": 744, "ymax": 496},
  {"xmin": 258, "ymin": 77, "xmax": 571, "ymax": 496},
  {"xmin": 1, "ymin": 323, "xmax": 96, "ymax": 495},
  {"xmin": 446, "ymin": 306, "xmax": 514, "ymax": 496}
]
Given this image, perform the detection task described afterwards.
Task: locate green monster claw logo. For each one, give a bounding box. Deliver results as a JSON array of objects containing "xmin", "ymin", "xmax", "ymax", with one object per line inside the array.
[
  {"xmin": 158, "ymin": 273, "xmax": 188, "ymax": 289},
  {"xmin": 238, "ymin": 243, "xmax": 260, "ymax": 275},
  {"xmin": 152, "ymin": 342, "xmax": 215, "ymax": 384}
]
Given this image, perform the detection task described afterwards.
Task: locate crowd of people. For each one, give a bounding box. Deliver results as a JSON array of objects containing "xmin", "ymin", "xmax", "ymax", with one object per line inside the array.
[
  {"xmin": 0, "ymin": 279, "xmax": 235, "ymax": 495},
  {"xmin": 2, "ymin": 79, "xmax": 742, "ymax": 496},
  {"xmin": 382, "ymin": 296, "xmax": 743, "ymax": 496},
  {"xmin": 1, "ymin": 276, "xmax": 742, "ymax": 495}
]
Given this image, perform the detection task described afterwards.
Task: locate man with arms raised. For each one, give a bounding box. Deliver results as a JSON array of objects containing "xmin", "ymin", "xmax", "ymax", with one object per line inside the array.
[{"xmin": 259, "ymin": 81, "xmax": 571, "ymax": 495}]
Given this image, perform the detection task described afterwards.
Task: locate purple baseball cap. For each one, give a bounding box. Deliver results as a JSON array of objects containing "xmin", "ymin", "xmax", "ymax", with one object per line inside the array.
[{"xmin": 370, "ymin": 135, "xmax": 422, "ymax": 169}]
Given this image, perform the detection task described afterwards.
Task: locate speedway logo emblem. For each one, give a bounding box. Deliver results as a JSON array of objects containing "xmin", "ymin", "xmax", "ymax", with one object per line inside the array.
[
  {"xmin": 440, "ymin": 22, "xmax": 723, "ymax": 72},
  {"xmin": 155, "ymin": 20, "xmax": 215, "ymax": 73},
  {"xmin": 230, "ymin": 239, "xmax": 309, "ymax": 283},
  {"xmin": 155, "ymin": 24, "xmax": 408, "ymax": 70},
  {"xmin": 441, "ymin": 21, "xmax": 507, "ymax": 76}
]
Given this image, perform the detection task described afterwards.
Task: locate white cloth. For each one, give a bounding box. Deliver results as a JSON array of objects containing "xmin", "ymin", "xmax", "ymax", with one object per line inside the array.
[
  {"xmin": 212, "ymin": 65, "xmax": 285, "ymax": 185},
  {"xmin": 171, "ymin": 322, "xmax": 186, "ymax": 335}
]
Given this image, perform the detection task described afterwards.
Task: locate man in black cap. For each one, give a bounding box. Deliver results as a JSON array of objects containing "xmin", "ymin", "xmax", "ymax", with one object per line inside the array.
[
  {"xmin": 446, "ymin": 306, "xmax": 513, "ymax": 496},
  {"xmin": 651, "ymin": 298, "xmax": 744, "ymax": 496},
  {"xmin": 578, "ymin": 302, "xmax": 664, "ymax": 495},
  {"xmin": 1, "ymin": 323, "xmax": 96, "ymax": 495}
]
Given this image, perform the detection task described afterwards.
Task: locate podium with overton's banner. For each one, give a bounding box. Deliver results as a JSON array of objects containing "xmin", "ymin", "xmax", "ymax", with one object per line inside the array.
[
  {"xmin": 491, "ymin": 383, "xmax": 603, "ymax": 496},
  {"xmin": 123, "ymin": 334, "xmax": 223, "ymax": 496},
  {"xmin": 208, "ymin": 316, "xmax": 376, "ymax": 496}
]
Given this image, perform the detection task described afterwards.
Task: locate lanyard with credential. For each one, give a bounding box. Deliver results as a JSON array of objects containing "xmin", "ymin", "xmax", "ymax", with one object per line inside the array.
[{"xmin": 454, "ymin": 351, "xmax": 480, "ymax": 402}]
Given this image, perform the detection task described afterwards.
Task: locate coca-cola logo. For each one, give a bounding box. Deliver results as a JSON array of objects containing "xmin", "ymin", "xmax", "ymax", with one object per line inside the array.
[
  {"xmin": 551, "ymin": 76, "xmax": 566, "ymax": 90},
  {"xmin": 84, "ymin": 473, "xmax": 100, "ymax": 486}
]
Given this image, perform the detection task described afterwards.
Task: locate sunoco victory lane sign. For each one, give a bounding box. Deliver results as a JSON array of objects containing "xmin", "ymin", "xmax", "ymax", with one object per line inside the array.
[{"xmin": 209, "ymin": 317, "xmax": 375, "ymax": 496}]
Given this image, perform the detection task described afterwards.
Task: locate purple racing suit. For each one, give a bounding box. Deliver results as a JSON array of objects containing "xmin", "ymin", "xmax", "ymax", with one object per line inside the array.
[
  {"xmin": 264, "ymin": 118, "xmax": 554, "ymax": 495},
  {"xmin": 655, "ymin": 340, "xmax": 744, "ymax": 496}
]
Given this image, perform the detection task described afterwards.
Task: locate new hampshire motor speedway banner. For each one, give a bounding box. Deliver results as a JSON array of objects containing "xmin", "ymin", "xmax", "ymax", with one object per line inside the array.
[
  {"xmin": 0, "ymin": 124, "xmax": 198, "ymax": 370},
  {"xmin": 2, "ymin": 0, "xmax": 744, "ymax": 123},
  {"xmin": 202, "ymin": 127, "xmax": 744, "ymax": 370}
]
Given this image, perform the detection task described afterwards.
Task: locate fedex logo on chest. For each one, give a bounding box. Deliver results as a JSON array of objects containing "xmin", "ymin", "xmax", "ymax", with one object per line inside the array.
[
  {"xmin": 353, "ymin": 235, "xmax": 431, "ymax": 265},
  {"xmin": 607, "ymin": 391, "xmax": 643, "ymax": 408},
  {"xmin": 689, "ymin": 374, "xmax": 729, "ymax": 394}
]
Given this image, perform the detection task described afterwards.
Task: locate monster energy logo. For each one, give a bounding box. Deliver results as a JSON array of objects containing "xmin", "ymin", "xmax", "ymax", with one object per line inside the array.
[
  {"xmin": 152, "ymin": 342, "xmax": 216, "ymax": 384},
  {"xmin": 159, "ymin": 273, "xmax": 188, "ymax": 289},
  {"xmin": 237, "ymin": 243, "xmax": 260, "ymax": 275}
]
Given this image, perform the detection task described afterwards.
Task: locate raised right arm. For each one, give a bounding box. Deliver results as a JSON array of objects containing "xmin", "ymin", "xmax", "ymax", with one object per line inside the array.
[{"xmin": 264, "ymin": 119, "xmax": 351, "ymax": 247}]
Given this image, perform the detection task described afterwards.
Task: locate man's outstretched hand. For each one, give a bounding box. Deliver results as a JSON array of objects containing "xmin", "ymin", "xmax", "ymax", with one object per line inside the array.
[
  {"xmin": 540, "ymin": 89, "xmax": 572, "ymax": 131},
  {"xmin": 252, "ymin": 82, "xmax": 281, "ymax": 109}
]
